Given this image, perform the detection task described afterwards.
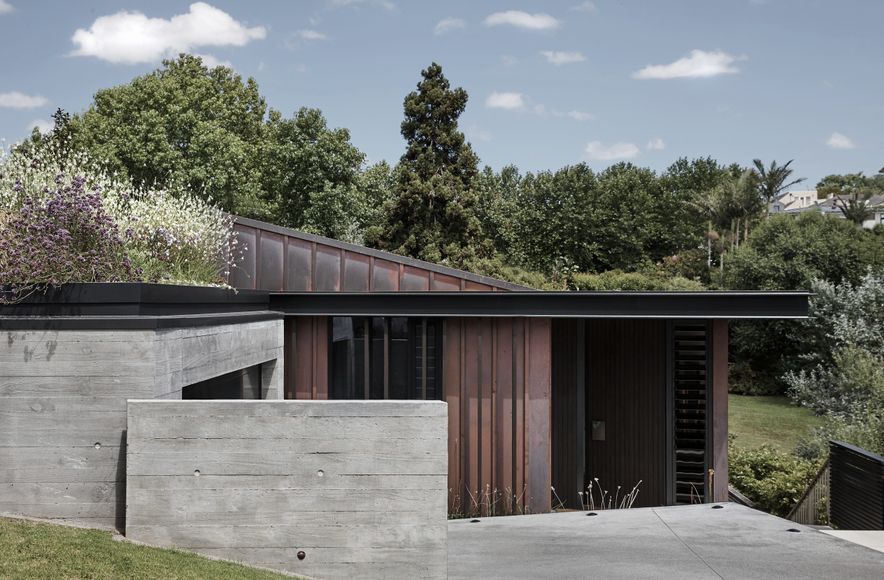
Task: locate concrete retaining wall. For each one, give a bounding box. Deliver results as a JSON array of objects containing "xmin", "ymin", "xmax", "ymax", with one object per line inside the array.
[
  {"xmin": 0, "ymin": 319, "xmax": 283, "ymax": 528},
  {"xmin": 126, "ymin": 400, "xmax": 448, "ymax": 579}
]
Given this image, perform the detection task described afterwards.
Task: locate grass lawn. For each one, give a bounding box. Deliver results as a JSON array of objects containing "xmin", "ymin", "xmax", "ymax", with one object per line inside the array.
[
  {"xmin": 729, "ymin": 394, "xmax": 824, "ymax": 453},
  {"xmin": 0, "ymin": 517, "xmax": 291, "ymax": 579}
]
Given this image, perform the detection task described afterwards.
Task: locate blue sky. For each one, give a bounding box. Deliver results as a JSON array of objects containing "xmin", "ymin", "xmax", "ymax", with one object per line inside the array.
[{"xmin": 1, "ymin": 0, "xmax": 881, "ymax": 187}]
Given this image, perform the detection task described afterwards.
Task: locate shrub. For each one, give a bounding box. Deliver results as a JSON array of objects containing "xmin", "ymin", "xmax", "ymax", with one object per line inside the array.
[
  {"xmin": 104, "ymin": 189, "xmax": 237, "ymax": 284},
  {"xmin": 728, "ymin": 438, "xmax": 822, "ymax": 517},
  {"xmin": 785, "ymin": 271, "xmax": 884, "ymax": 455},
  {"xmin": 1, "ymin": 140, "xmax": 238, "ymax": 290},
  {"xmin": 0, "ymin": 177, "xmax": 132, "ymax": 298},
  {"xmin": 571, "ymin": 269, "xmax": 706, "ymax": 291}
]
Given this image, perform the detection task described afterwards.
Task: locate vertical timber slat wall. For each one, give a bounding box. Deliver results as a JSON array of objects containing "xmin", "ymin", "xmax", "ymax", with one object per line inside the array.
[
  {"xmin": 231, "ymin": 217, "xmax": 549, "ymax": 513},
  {"xmin": 444, "ymin": 318, "xmax": 552, "ymax": 514},
  {"xmin": 551, "ymin": 319, "xmax": 586, "ymax": 510},
  {"xmin": 586, "ymin": 320, "xmax": 667, "ymax": 508}
]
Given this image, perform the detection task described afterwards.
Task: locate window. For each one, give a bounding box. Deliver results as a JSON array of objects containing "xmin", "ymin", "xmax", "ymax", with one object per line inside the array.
[{"xmin": 329, "ymin": 317, "xmax": 442, "ymax": 400}]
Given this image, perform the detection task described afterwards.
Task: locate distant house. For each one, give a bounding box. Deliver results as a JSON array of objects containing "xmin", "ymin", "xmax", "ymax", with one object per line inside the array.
[
  {"xmin": 770, "ymin": 190, "xmax": 819, "ymax": 214},
  {"xmin": 770, "ymin": 190, "xmax": 884, "ymax": 229}
]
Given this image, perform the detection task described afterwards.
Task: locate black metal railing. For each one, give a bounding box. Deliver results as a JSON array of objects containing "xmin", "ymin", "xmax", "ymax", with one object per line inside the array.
[{"xmin": 829, "ymin": 440, "xmax": 884, "ymax": 530}]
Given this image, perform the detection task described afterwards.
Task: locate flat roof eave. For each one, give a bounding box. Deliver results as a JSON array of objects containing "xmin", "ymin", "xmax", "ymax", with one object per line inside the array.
[{"xmin": 269, "ymin": 291, "xmax": 811, "ymax": 319}]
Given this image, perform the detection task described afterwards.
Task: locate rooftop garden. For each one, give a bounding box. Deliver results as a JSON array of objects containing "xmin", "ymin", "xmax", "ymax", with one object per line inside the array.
[{"xmin": 0, "ymin": 139, "xmax": 239, "ymax": 303}]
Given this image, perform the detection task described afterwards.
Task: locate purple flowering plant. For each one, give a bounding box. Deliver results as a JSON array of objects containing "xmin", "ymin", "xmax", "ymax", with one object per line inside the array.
[
  {"xmin": 0, "ymin": 176, "xmax": 134, "ymax": 301},
  {"xmin": 1, "ymin": 141, "xmax": 240, "ymax": 302}
]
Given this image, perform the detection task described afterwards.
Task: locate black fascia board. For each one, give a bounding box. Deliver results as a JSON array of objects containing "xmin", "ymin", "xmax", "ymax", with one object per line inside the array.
[
  {"xmin": 268, "ymin": 291, "xmax": 811, "ymax": 319},
  {"xmin": 0, "ymin": 283, "xmax": 271, "ymax": 317}
]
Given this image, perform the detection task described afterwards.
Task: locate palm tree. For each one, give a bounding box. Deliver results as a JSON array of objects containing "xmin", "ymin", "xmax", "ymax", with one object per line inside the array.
[
  {"xmin": 752, "ymin": 159, "xmax": 806, "ymax": 217},
  {"xmin": 834, "ymin": 189, "xmax": 875, "ymax": 225},
  {"xmin": 688, "ymin": 171, "xmax": 761, "ymax": 269}
]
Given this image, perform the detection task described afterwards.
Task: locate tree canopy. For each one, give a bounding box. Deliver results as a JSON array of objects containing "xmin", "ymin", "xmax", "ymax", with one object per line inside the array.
[{"xmin": 369, "ymin": 63, "xmax": 485, "ymax": 266}]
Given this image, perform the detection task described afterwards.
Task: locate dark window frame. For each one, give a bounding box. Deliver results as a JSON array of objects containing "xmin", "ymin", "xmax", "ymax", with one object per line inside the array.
[{"xmin": 327, "ymin": 316, "xmax": 443, "ymax": 401}]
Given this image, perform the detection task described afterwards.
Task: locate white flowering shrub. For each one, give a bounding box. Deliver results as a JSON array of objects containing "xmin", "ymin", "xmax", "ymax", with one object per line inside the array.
[
  {"xmin": 786, "ymin": 270, "xmax": 884, "ymax": 456},
  {"xmin": 1, "ymin": 140, "xmax": 239, "ymax": 286}
]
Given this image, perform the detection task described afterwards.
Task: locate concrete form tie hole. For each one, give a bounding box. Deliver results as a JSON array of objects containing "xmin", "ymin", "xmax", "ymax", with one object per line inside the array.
[
  {"xmin": 297, "ymin": 551, "xmax": 306, "ymax": 560},
  {"xmin": 193, "ymin": 469, "xmax": 200, "ymax": 477},
  {"xmin": 316, "ymin": 470, "xmax": 324, "ymax": 478},
  {"xmin": 93, "ymin": 442, "xmax": 101, "ymax": 450}
]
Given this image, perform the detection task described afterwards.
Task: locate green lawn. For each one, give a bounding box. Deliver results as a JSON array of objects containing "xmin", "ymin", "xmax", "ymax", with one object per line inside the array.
[
  {"xmin": 0, "ymin": 517, "xmax": 291, "ymax": 579},
  {"xmin": 729, "ymin": 394, "xmax": 824, "ymax": 452}
]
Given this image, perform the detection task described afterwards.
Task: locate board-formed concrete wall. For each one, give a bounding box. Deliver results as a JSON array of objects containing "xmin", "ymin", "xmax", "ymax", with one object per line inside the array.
[
  {"xmin": 0, "ymin": 319, "xmax": 283, "ymax": 529},
  {"xmin": 126, "ymin": 400, "xmax": 448, "ymax": 579}
]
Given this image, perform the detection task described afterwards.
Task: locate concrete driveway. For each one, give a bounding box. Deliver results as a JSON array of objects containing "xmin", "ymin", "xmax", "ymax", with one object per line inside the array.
[{"xmin": 448, "ymin": 503, "xmax": 884, "ymax": 579}]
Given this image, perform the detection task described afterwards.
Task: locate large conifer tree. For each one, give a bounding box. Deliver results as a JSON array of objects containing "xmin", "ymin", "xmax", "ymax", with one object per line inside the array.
[{"xmin": 373, "ymin": 63, "xmax": 484, "ymax": 265}]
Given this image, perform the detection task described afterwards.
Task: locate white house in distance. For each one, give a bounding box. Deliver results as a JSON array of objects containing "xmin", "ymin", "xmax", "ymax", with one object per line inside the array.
[{"xmin": 770, "ymin": 190, "xmax": 884, "ymax": 229}]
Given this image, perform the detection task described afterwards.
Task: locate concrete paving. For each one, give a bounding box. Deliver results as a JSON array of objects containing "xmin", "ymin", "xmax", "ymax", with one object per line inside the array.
[
  {"xmin": 448, "ymin": 503, "xmax": 884, "ymax": 579},
  {"xmin": 821, "ymin": 530, "xmax": 884, "ymax": 554}
]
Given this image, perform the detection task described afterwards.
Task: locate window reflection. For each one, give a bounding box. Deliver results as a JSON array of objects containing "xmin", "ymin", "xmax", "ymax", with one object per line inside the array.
[{"xmin": 329, "ymin": 317, "xmax": 442, "ymax": 400}]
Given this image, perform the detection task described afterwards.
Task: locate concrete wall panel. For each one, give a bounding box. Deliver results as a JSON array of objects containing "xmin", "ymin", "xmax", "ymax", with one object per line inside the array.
[
  {"xmin": 126, "ymin": 400, "xmax": 448, "ymax": 580},
  {"xmin": 0, "ymin": 320, "xmax": 284, "ymax": 529}
]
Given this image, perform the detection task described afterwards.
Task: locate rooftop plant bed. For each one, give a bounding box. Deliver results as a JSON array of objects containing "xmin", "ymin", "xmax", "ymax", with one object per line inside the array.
[{"xmin": 0, "ymin": 141, "xmax": 241, "ymax": 304}]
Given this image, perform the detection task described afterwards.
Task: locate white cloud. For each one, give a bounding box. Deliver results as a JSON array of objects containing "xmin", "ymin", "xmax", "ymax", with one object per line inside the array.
[
  {"xmin": 541, "ymin": 50, "xmax": 586, "ymax": 66},
  {"xmin": 501, "ymin": 55, "xmax": 519, "ymax": 67},
  {"xmin": 567, "ymin": 111, "xmax": 594, "ymax": 122},
  {"xmin": 70, "ymin": 2, "xmax": 266, "ymax": 65},
  {"xmin": 0, "ymin": 1, "xmax": 13, "ymax": 15},
  {"xmin": 484, "ymin": 10, "xmax": 560, "ymax": 30},
  {"xmin": 633, "ymin": 49, "xmax": 743, "ymax": 80},
  {"xmin": 328, "ymin": 0, "xmax": 395, "ymax": 10},
  {"xmin": 0, "ymin": 91, "xmax": 48, "ymax": 109},
  {"xmin": 584, "ymin": 141, "xmax": 640, "ymax": 161},
  {"xmin": 194, "ymin": 53, "xmax": 232, "ymax": 68},
  {"xmin": 571, "ymin": 1, "xmax": 596, "ymax": 12},
  {"xmin": 489, "ymin": 93, "xmax": 593, "ymax": 121},
  {"xmin": 27, "ymin": 118, "xmax": 53, "ymax": 134},
  {"xmin": 647, "ymin": 137, "xmax": 666, "ymax": 150},
  {"xmin": 295, "ymin": 29, "xmax": 327, "ymax": 41},
  {"xmin": 486, "ymin": 91, "xmax": 525, "ymax": 110},
  {"xmin": 434, "ymin": 17, "xmax": 465, "ymax": 35},
  {"xmin": 826, "ymin": 132, "xmax": 855, "ymax": 150}
]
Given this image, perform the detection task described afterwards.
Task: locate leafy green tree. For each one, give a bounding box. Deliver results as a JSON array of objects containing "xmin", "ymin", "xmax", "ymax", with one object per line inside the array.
[
  {"xmin": 752, "ymin": 159, "xmax": 806, "ymax": 217},
  {"xmin": 262, "ymin": 107, "xmax": 366, "ymax": 238},
  {"xmin": 71, "ymin": 54, "xmax": 268, "ymax": 216},
  {"xmin": 724, "ymin": 213, "xmax": 884, "ymax": 394},
  {"xmin": 505, "ymin": 164, "xmax": 598, "ymax": 273},
  {"xmin": 817, "ymin": 172, "xmax": 884, "ymax": 197},
  {"xmin": 722, "ymin": 212, "xmax": 883, "ymax": 290},
  {"xmin": 370, "ymin": 63, "xmax": 485, "ymax": 266}
]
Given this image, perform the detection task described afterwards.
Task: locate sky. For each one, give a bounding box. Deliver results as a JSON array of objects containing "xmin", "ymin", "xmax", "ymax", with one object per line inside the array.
[{"xmin": 1, "ymin": 0, "xmax": 882, "ymax": 188}]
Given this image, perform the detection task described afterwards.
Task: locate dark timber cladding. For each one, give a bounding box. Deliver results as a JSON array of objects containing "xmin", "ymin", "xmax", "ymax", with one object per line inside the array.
[
  {"xmin": 225, "ymin": 216, "xmax": 808, "ymax": 514},
  {"xmin": 229, "ymin": 217, "xmax": 553, "ymax": 512},
  {"xmin": 587, "ymin": 320, "xmax": 667, "ymax": 507}
]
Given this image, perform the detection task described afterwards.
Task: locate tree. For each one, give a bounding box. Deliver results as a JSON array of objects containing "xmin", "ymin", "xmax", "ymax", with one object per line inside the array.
[
  {"xmin": 723, "ymin": 212, "xmax": 884, "ymax": 394},
  {"xmin": 834, "ymin": 190, "xmax": 875, "ymax": 225},
  {"xmin": 817, "ymin": 172, "xmax": 884, "ymax": 198},
  {"xmin": 370, "ymin": 63, "xmax": 485, "ymax": 266},
  {"xmin": 261, "ymin": 107, "xmax": 366, "ymax": 238},
  {"xmin": 786, "ymin": 272, "xmax": 884, "ymax": 456},
  {"xmin": 752, "ymin": 159, "xmax": 806, "ymax": 217},
  {"xmin": 70, "ymin": 54, "xmax": 269, "ymax": 217}
]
